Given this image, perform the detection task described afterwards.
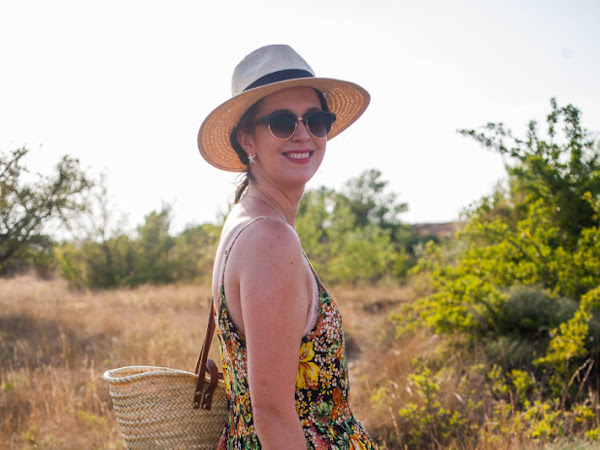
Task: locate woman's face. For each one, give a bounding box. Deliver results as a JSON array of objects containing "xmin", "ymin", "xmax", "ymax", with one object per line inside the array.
[{"xmin": 238, "ymin": 87, "xmax": 327, "ymax": 188}]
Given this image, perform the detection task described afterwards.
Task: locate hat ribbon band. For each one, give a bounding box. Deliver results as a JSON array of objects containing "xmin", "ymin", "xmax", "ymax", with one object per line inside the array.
[{"xmin": 244, "ymin": 69, "xmax": 314, "ymax": 91}]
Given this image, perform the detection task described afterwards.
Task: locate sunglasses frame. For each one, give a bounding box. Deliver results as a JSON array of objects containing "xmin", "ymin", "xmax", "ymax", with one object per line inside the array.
[{"xmin": 254, "ymin": 111, "xmax": 337, "ymax": 141}]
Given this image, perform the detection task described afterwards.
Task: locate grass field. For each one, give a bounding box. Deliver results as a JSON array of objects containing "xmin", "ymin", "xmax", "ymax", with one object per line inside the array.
[
  {"xmin": 2, "ymin": 273, "xmax": 596, "ymax": 449},
  {"xmin": 0, "ymin": 273, "xmax": 414, "ymax": 449}
]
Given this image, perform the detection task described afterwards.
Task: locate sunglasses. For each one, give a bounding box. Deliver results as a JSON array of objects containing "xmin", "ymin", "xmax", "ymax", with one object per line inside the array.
[{"xmin": 254, "ymin": 111, "xmax": 337, "ymax": 140}]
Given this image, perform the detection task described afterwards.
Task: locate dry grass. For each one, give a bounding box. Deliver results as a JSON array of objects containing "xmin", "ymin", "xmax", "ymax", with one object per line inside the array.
[
  {"xmin": 326, "ymin": 282, "xmax": 417, "ymax": 442},
  {"xmin": 0, "ymin": 273, "xmax": 217, "ymax": 449},
  {"xmin": 0, "ymin": 272, "xmax": 414, "ymax": 449},
  {"xmin": 329, "ymin": 282, "xmax": 449, "ymax": 449},
  {"xmin": 2, "ymin": 274, "xmax": 592, "ymax": 449}
]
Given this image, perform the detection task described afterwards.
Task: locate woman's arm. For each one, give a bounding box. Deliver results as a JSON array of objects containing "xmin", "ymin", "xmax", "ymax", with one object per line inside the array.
[{"xmin": 231, "ymin": 219, "xmax": 310, "ymax": 449}]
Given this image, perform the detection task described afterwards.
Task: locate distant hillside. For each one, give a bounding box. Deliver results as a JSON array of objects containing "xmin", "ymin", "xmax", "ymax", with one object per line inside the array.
[{"xmin": 410, "ymin": 222, "xmax": 460, "ymax": 240}]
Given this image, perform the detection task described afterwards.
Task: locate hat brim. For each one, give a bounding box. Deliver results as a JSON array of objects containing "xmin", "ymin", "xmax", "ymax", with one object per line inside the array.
[{"xmin": 198, "ymin": 77, "xmax": 370, "ymax": 172}]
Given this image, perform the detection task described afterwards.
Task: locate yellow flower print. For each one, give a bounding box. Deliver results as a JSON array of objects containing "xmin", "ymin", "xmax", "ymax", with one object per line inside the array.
[
  {"xmin": 296, "ymin": 342, "xmax": 319, "ymax": 389},
  {"xmin": 222, "ymin": 363, "xmax": 231, "ymax": 392},
  {"xmin": 349, "ymin": 434, "xmax": 368, "ymax": 450}
]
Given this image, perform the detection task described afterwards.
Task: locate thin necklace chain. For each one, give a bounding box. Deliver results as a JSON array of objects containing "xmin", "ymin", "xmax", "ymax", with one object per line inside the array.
[{"xmin": 244, "ymin": 194, "xmax": 288, "ymax": 223}]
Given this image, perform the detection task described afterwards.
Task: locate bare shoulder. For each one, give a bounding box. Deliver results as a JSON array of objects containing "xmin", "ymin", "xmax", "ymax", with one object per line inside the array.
[
  {"xmin": 230, "ymin": 218, "xmax": 309, "ymax": 340},
  {"xmin": 228, "ymin": 218, "xmax": 308, "ymax": 310},
  {"xmin": 233, "ymin": 218, "xmax": 303, "ymax": 263}
]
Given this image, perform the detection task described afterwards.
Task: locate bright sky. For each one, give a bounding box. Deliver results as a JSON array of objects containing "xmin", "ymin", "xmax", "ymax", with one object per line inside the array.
[{"xmin": 1, "ymin": 0, "xmax": 599, "ymax": 234}]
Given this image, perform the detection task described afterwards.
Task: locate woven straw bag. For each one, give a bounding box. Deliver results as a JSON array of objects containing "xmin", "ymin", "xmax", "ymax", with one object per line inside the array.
[{"xmin": 104, "ymin": 307, "xmax": 228, "ymax": 449}]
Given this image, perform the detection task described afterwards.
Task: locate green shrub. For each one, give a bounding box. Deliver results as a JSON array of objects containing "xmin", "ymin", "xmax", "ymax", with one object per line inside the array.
[
  {"xmin": 497, "ymin": 287, "xmax": 578, "ymax": 338},
  {"xmin": 385, "ymin": 99, "xmax": 600, "ymax": 447}
]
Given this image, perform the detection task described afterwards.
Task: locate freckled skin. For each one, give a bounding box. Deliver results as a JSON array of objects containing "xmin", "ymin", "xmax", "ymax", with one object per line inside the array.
[{"xmin": 211, "ymin": 87, "xmax": 330, "ymax": 449}]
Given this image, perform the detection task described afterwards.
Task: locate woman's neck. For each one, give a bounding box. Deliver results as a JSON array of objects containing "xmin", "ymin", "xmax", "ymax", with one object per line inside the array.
[{"xmin": 245, "ymin": 181, "xmax": 303, "ymax": 226}]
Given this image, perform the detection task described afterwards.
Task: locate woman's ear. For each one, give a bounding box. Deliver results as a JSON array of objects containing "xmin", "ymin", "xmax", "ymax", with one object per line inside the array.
[{"xmin": 237, "ymin": 128, "xmax": 255, "ymax": 153}]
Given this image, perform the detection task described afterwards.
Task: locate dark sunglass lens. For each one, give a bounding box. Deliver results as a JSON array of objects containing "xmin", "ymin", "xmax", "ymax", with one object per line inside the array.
[
  {"xmin": 307, "ymin": 112, "xmax": 334, "ymax": 138},
  {"xmin": 268, "ymin": 113, "xmax": 297, "ymax": 139}
]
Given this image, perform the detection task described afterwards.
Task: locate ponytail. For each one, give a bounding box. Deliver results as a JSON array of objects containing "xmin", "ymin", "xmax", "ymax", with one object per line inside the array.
[
  {"xmin": 234, "ymin": 175, "xmax": 249, "ymax": 204},
  {"xmin": 229, "ymin": 100, "xmax": 263, "ymax": 203}
]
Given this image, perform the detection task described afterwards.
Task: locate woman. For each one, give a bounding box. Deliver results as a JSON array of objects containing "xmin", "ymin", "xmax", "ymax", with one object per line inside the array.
[{"xmin": 198, "ymin": 44, "xmax": 377, "ymax": 449}]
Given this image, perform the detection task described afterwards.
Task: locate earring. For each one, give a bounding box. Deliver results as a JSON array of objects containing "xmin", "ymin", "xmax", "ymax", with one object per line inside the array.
[{"xmin": 247, "ymin": 153, "xmax": 256, "ymax": 164}]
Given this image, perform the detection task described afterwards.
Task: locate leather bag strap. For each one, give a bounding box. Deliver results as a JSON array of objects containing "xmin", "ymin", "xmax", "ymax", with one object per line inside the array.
[
  {"xmin": 194, "ymin": 218, "xmax": 270, "ymax": 410},
  {"xmin": 192, "ymin": 303, "xmax": 223, "ymax": 410}
]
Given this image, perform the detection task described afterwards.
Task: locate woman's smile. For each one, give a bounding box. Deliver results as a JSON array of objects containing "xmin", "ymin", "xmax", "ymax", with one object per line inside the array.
[
  {"xmin": 240, "ymin": 86, "xmax": 327, "ymax": 187},
  {"xmin": 283, "ymin": 150, "xmax": 314, "ymax": 162}
]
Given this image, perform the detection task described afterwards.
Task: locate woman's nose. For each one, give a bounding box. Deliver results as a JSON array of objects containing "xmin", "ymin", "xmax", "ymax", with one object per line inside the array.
[{"xmin": 292, "ymin": 119, "xmax": 311, "ymax": 141}]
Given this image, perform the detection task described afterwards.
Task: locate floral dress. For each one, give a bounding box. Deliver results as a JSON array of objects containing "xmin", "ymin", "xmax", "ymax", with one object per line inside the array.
[{"xmin": 214, "ymin": 219, "xmax": 378, "ymax": 449}]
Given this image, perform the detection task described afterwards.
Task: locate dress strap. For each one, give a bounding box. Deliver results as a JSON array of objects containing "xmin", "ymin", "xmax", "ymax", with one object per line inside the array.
[
  {"xmin": 215, "ymin": 216, "xmax": 319, "ymax": 336},
  {"xmin": 216, "ymin": 217, "xmax": 271, "ymax": 298},
  {"xmin": 302, "ymin": 253, "xmax": 320, "ymax": 335}
]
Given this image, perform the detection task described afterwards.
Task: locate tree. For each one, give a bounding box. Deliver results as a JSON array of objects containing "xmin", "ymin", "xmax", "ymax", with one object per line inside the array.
[
  {"xmin": 458, "ymin": 98, "xmax": 600, "ymax": 243},
  {"xmin": 131, "ymin": 205, "xmax": 176, "ymax": 285},
  {"xmin": 296, "ymin": 170, "xmax": 410, "ymax": 283},
  {"xmin": 172, "ymin": 222, "xmax": 221, "ymax": 283},
  {"xmin": 0, "ymin": 147, "xmax": 90, "ymax": 274},
  {"xmin": 54, "ymin": 174, "xmax": 138, "ymax": 288},
  {"xmin": 405, "ymin": 98, "xmax": 600, "ymax": 403},
  {"xmin": 57, "ymin": 204, "xmax": 179, "ymax": 288},
  {"xmin": 341, "ymin": 168, "xmax": 408, "ymax": 240},
  {"xmin": 387, "ymin": 99, "xmax": 600, "ymax": 448}
]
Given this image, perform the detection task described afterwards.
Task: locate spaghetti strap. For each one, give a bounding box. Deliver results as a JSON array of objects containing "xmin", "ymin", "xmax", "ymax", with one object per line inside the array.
[
  {"xmin": 213, "ymin": 216, "xmax": 319, "ymax": 336},
  {"xmin": 214, "ymin": 216, "xmax": 271, "ymax": 301}
]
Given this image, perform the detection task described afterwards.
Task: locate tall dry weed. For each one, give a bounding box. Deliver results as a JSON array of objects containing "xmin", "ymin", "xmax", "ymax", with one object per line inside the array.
[
  {"xmin": 1, "ymin": 273, "xmax": 214, "ymax": 449},
  {"xmin": 1, "ymin": 273, "xmax": 406, "ymax": 448},
  {"xmin": 4, "ymin": 274, "xmax": 585, "ymax": 449},
  {"xmin": 327, "ymin": 282, "xmax": 419, "ymax": 448}
]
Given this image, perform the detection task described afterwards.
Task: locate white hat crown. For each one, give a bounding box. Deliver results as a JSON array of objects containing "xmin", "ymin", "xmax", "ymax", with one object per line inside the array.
[{"xmin": 231, "ymin": 45, "xmax": 315, "ymax": 96}]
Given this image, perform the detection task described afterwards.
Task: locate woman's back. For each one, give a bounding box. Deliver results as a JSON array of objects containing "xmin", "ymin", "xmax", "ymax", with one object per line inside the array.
[{"xmin": 214, "ymin": 218, "xmax": 377, "ymax": 448}]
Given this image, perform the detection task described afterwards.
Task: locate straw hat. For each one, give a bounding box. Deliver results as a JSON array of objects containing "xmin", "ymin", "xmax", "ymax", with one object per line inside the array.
[{"xmin": 198, "ymin": 44, "xmax": 370, "ymax": 172}]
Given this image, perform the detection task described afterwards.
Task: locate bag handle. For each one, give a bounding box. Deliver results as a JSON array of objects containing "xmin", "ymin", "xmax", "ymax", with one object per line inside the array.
[
  {"xmin": 193, "ymin": 303, "xmax": 223, "ymax": 410},
  {"xmin": 194, "ymin": 219, "xmax": 268, "ymax": 410}
]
